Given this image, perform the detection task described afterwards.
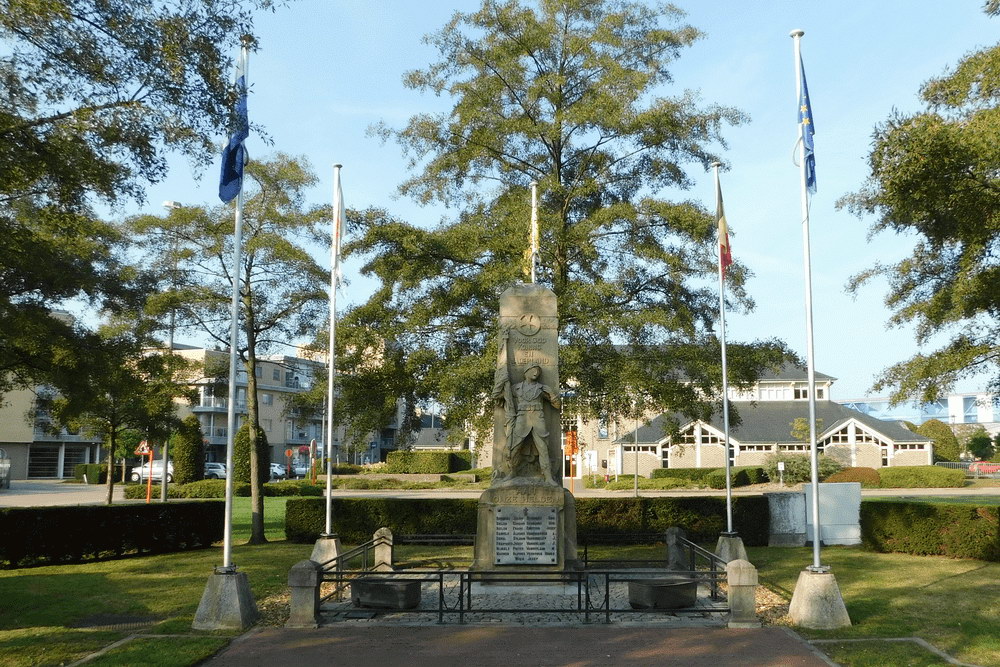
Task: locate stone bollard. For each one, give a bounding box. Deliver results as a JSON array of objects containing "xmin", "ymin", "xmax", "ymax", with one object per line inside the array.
[
  {"xmin": 286, "ymin": 559, "xmax": 322, "ymax": 628},
  {"xmin": 373, "ymin": 527, "xmax": 394, "ymax": 572},
  {"xmin": 726, "ymin": 559, "xmax": 760, "ymax": 628},
  {"xmin": 665, "ymin": 526, "xmax": 688, "ymax": 571}
]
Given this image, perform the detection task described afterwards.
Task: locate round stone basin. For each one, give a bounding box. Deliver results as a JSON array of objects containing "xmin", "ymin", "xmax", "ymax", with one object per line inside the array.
[{"xmin": 627, "ymin": 577, "xmax": 698, "ymax": 610}]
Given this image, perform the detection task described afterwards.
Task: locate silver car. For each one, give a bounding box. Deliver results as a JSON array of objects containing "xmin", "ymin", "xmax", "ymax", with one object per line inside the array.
[
  {"xmin": 130, "ymin": 460, "xmax": 173, "ymax": 483},
  {"xmin": 204, "ymin": 462, "xmax": 227, "ymax": 479}
]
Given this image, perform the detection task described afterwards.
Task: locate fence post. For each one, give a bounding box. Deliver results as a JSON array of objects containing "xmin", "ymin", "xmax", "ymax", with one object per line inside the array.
[
  {"xmin": 374, "ymin": 527, "xmax": 394, "ymax": 571},
  {"xmin": 665, "ymin": 526, "xmax": 687, "ymax": 571},
  {"xmin": 286, "ymin": 559, "xmax": 322, "ymax": 628},
  {"xmin": 726, "ymin": 559, "xmax": 760, "ymax": 628}
]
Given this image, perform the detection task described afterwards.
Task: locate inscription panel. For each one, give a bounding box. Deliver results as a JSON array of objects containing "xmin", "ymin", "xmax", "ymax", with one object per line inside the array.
[{"xmin": 494, "ymin": 506, "xmax": 558, "ymax": 565}]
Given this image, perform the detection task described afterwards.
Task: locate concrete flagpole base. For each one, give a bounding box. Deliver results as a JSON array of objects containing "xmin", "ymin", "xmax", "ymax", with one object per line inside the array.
[
  {"xmin": 788, "ymin": 568, "xmax": 852, "ymax": 629},
  {"xmin": 192, "ymin": 568, "xmax": 258, "ymax": 631},
  {"xmin": 714, "ymin": 532, "xmax": 748, "ymax": 563},
  {"xmin": 311, "ymin": 533, "xmax": 342, "ymax": 564}
]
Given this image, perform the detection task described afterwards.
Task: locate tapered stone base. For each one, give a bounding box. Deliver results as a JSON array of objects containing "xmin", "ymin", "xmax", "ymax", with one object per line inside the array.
[
  {"xmin": 311, "ymin": 533, "xmax": 342, "ymax": 565},
  {"xmin": 789, "ymin": 569, "xmax": 851, "ymax": 629},
  {"xmin": 192, "ymin": 570, "xmax": 258, "ymax": 631},
  {"xmin": 714, "ymin": 533, "xmax": 748, "ymax": 563}
]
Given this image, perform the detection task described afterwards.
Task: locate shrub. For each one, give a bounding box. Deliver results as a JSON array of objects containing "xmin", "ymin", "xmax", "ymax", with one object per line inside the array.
[
  {"xmin": 284, "ymin": 496, "xmax": 769, "ymax": 547},
  {"xmin": 878, "ymin": 466, "xmax": 964, "ymax": 488},
  {"xmin": 861, "ymin": 501, "xmax": 999, "ymax": 561},
  {"xmin": 763, "ymin": 453, "xmax": 842, "ymax": 484},
  {"xmin": 74, "ymin": 463, "xmax": 107, "ymax": 484},
  {"xmin": 264, "ymin": 480, "xmax": 322, "ymax": 496},
  {"xmin": 233, "ymin": 423, "xmax": 269, "ymax": 486},
  {"xmin": 826, "ymin": 467, "xmax": 881, "ymax": 488},
  {"xmin": 917, "ymin": 419, "xmax": 961, "ymax": 462},
  {"xmin": 384, "ymin": 450, "xmax": 451, "ymax": 473},
  {"xmin": 170, "ymin": 415, "xmax": 205, "ymax": 485},
  {"xmin": 704, "ymin": 467, "xmax": 768, "ymax": 489},
  {"xmin": 0, "ymin": 502, "xmax": 224, "ymax": 567},
  {"xmin": 122, "ymin": 479, "xmax": 251, "ymax": 499},
  {"xmin": 650, "ymin": 468, "xmax": 716, "ymax": 482},
  {"xmin": 452, "ymin": 450, "xmax": 473, "ymax": 471}
]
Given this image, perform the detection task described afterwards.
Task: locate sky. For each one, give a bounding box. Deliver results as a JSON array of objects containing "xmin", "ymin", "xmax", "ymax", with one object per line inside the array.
[{"xmin": 123, "ymin": 0, "xmax": 999, "ymax": 402}]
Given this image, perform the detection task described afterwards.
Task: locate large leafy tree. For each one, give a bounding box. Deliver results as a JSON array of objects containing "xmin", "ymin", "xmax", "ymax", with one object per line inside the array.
[
  {"xmin": 341, "ymin": 0, "xmax": 788, "ymax": 447},
  {"xmin": 130, "ymin": 154, "xmax": 327, "ymax": 543},
  {"xmin": 843, "ymin": 5, "xmax": 1000, "ymax": 402},
  {"xmin": 0, "ymin": 0, "xmax": 274, "ymax": 398},
  {"xmin": 49, "ymin": 320, "xmax": 196, "ymax": 504}
]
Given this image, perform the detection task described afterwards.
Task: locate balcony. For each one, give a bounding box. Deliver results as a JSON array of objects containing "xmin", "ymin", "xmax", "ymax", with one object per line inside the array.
[{"xmin": 192, "ymin": 397, "xmax": 247, "ymax": 413}]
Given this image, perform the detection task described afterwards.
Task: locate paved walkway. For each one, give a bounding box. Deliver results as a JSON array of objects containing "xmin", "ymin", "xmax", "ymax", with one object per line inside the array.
[{"xmin": 205, "ymin": 626, "xmax": 834, "ymax": 666}]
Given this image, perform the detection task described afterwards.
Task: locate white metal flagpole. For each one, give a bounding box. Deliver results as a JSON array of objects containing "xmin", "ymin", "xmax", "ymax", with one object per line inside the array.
[
  {"xmin": 530, "ymin": 180, "xmax": 539, "ymax": 283},
  {"xmin": 712, "ymin": 162, "xmax": 734, "ymax": 535},
  {"xmin": 791, "ymin": 29, "xmax": 824, "ymax": 572},
  {"xmin": 221, "ymin": 38, "xmax": 251, "ymax": 572},
  {"xmin": 325, "ymin": 164, "xmax": 344, "ymax": 537}
]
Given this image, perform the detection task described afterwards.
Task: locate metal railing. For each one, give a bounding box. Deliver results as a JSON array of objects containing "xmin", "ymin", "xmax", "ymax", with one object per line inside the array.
[
  {"xmin": 319, "ymin": 568, "xmax": 728, "ymax": 624},
  {"xmin": 936, "ymin": 461, "xmax": 1000, "ymax": 478},
  {"xmin": 317, "ymin": 534, "xmax": 391, "ymax": 603}
]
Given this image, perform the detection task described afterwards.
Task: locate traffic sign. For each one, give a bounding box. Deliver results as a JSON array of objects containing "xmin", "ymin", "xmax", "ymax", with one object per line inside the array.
[
  {"xmin": 284, "ymin": 448, "xmax": 293, "ymax": 458},
  {"xmin": 135, "ymin": 440, "xmax": 151, "ymax": 456}
]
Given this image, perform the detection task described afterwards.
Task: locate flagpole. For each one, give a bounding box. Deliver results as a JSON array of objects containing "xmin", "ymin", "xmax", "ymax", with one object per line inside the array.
[
  {"xmin": 712, "ymin": 162, "xmax": 734, "ymax": 535},
  {"xmin": 530, "ymin": 180, "xmax": 539, "ymax": 284},
  {"xmin": 791, "ymin": 29, "xmax": 824, "ymax": 573},
  {"xmin": 221, "ymin": 38, "xmax": 250, "ymax": 573},
  {"xmin": 325, "ymin": 164, "xmax": 343, "ymax": 537}
]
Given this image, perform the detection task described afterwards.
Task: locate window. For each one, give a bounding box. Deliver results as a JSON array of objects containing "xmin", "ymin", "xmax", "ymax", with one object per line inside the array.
[
  {"xmin": 261, "ymin": 419, "xmax": 272, "ymax": 431},
  {"xmin": 623, "ymin": 445, "xmax": 656, "ymax": 453},
  {"xmin": 262, "ymin": 393, "xmax": 272, "ymax": 406},
  {"xmin": 742, "ymin": 445, "xmax": 772, "ymax": 452},
  {"xmin": 794, "ymin": 388, "xmax": 808, "ymax": 400},
  {"xmin": 272, "ymin": 368, "xmax": 281, "ymax": 381},
  {"xmin": 816, "ymin": 388, "xmax": 825, "ymax": 399},
  {"xmin": 597, "ymin": 418, "xmax": 609, "ymax": 439},
  {"xmin": 254, "ymin": 366, "xmax": 262, "ymax": 378}
]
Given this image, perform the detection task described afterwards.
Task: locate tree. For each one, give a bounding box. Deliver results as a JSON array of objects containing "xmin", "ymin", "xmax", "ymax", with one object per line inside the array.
[
  {"xmin": 233, "ymin": 422, "xmax": 269, "ymax": 485},
  {"xmin": 342, "ymin": 0, "xmax": 789, "ymax": 446},
  {"xmin": 843, "ymin": 4, "xmax": 1000, "ymax": 402},
  {"xmin": 0, "ymin": 1, "xmax": 275, "ymax": 400},
  {"xmin": 916, "ymin": 419, "xmax": 961, "ymax": 462},
  {"xmin": 966, "ymin": 426, "xmax": 995, "ymax": 460},
  {"xmin": 790, "ymin": 417, "xmax": 824, "ymax": 443},
  {"xmin": 49, "ymin": 320, "xmax": 195, "ymax": 504},
  {"xmin": 170, "ymin": 415, "xmax": 205, "ymax": 485},
  {"xmin": 130, "ymin": 154, "xmax": 327, "ymax": 544}
]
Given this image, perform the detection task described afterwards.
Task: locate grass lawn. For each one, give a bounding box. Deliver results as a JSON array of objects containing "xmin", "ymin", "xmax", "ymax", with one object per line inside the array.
[{"xmin": 1, "ymin": 496, "xmax": 997, "ymax": 667}]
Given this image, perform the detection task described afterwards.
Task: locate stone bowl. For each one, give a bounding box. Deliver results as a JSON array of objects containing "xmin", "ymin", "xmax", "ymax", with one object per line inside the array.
[{"xmin": 627, "ymin": 577, "xmax": 698, "ymax": 610}]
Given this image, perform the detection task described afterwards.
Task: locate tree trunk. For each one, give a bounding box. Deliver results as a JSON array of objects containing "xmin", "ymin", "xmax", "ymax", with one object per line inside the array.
[
  {"xmin": 105, "ymin": 431, "xmax": 116, "ymax": 505},
  {"xmin": 244, "ymin": 303, "xmax": 267, "ymax": 544}
]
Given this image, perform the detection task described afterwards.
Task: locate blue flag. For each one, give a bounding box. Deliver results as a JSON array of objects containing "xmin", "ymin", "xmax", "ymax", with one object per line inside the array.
[
  {"xmin": 219, "ymin": 55, "xmax": 248, "ymax": 203},
  {"xmin": 798, "ymin": 55, "xmax": 816, "ymax": 193}
]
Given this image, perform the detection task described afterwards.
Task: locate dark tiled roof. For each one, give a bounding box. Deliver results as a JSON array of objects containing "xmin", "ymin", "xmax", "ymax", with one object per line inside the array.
[
  {"xmin": 756, "ymin": 361, "xmax": 835, "ymax": 383},
  {"xmin": 619, "ymin": 400, "xmax": 931, "ymax": 445}
]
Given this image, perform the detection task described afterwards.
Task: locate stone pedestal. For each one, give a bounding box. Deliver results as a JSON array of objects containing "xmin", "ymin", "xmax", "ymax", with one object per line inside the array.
[
  {"xmin": 192, "ymin": 569, "xmax": 258, "ymax": 631},
  {"xmin": 471, "ymin": 481, "xmax": 579, "ymax": 572},
  {"xmin": 726, "ymin": 559, "xmax": 760, "ymax": 628},
  {"xmin": 286, "ymin": 560, "xmax": 322, "ymax": 628},
  {"xmin": 715, "ymin": 532, "xmax": 748, "ymax": 563},
  {"xmin": 789, "ymin": 569, "xmax": 852, "ymax": 629},
  {"xmin": 311, "ymin": 533, "xmax": 342, "ymax": 565}
]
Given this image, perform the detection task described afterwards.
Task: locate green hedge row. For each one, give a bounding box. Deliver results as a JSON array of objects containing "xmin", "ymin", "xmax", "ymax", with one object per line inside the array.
[
  {"xmin": 705, "ymin": 467, "xmax": 768, "ymax": 489},
  {"xmin": 861, "ymin": 501, "xmax": 999, "ymax": 561},
  {"xmin": 74, "ymin": 463, "xmax": 108, "ymax": 484},
  {"xmin": 650, "ymin": 468, "xmax": 717, "ymax": 482},
  {"xmin": 384, "ymin": 450, "xmax": 472, "ymax": 474},
  {"xmin": 123, "ymin": 479, "xmax": 323, "ymax": 499},
  {"xmin": 877, "ymin": 466, "xmax": 965, "ymax": 488},
  {"xmin": 284, "ymin": 496, "xmax": 770, "ymax": 546},
  {"xmin": 0, "ymin": 502, "xmax": 224, "ymax": 568}
]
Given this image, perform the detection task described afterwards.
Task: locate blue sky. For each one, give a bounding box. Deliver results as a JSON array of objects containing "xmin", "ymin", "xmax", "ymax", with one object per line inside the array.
[{"xmin": 126, "ymin": 1, "xmax": 998, "ymax": 401}]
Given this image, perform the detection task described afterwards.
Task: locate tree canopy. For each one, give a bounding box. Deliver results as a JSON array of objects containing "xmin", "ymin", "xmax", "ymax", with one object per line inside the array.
[
  {"xmin": 843, "ymin": 6, "xmax": 1000, "ymax": 402},
  {"xmin": 0, "ymin": 0, "xmax": 275, "ymax": 398},
  {"xmin": 341, "ymin": 0, "xmax": 788, "ymax": 446}
]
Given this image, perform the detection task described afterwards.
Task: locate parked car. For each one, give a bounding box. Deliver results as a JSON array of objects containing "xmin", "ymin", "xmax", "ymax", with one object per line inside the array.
[
  {"xmin": 131, "ymin": 460, "xmax": 174, "ymax": 483},
  {"xmin": 969, "ymin": 461, "xmax": 1000, "ymax": 476},
  {"xmin": 269, "ymin": 463, "xmax": 288, "ymax": 480},
  {"xmin": 293, "ymin": 462, "xmax": 309, "ymax": 479},
  {"xmin": 204, "ymin": 462, "xmax": 227, "ymax": 479}
]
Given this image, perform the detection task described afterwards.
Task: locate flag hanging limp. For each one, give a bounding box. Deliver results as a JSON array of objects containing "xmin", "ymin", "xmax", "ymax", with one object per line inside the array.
[
  {"xmin": 219, "ymin": 53, "xmax": 249, "ymax": 203},
  {"xmin": 716, "ymin": 178, "xmax": 733, "ymax": 277},
  {"xmin": 798, "ymin": 55, "xmax": 816, "ymax": 194},
  {"xmin": 332, "ymin": 165, "xmax": 346, "ymax": 286}
]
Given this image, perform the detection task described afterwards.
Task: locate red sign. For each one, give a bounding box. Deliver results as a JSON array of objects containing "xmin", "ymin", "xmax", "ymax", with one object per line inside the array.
[
  {"xmin": 284, "ymin": 448, "xmax": 293, "ymax": 458},
  {"xmin": 135, "ymin": 440, "xmax": 151, "ymax": 456}
]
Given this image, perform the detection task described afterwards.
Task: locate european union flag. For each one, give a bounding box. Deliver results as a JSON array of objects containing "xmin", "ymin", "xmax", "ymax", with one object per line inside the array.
[
  {"xmin": 219, "ymin": 56, "xmax": 248, "ymax": 203},
  {"xmin": 798, "ymin": 55, "xmax": 816, "ymax": 193}
]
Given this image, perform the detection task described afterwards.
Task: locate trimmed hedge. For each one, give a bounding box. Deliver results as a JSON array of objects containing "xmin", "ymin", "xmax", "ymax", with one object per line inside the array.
[
  {"xmin": 861, "ymin": 501, "xmax": 999, "ymax": 561},
  {"xmin": 650, "ymin": 468, "xmax": 716, "ymax": 482},
  {"xmin": 284, "ymin": 496, "xmax": 770, "ymax": 546},
  {"xmin": 878, "ymin": 466, "xmax": 964, "ymax": 488},
  {"xmin": 74, "ymin": 463, "xmax": 108, "ymax": 484},
  {"xmin": 705, "ymin": 467, "xmax": 768, "ymax": 489},
  {"xmin": 384, "ymin": 450, "xmax": 471, "ymax": 474},
  {"xmin": 0, "ymin": 501, "xmax": 224, "ymax": 568},
  {"xmin": 826, "ymin": 467, "xmax": 881, "ymax": 488},
  {"xmin": 122, "ymin": 479, "xmax": 325, "ymax": 499}
]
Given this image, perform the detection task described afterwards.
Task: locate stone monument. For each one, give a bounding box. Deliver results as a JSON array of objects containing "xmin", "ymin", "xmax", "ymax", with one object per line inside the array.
[{"xmin": 471, "ymin": 283, "xmax": 580, "ymax": 572}]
